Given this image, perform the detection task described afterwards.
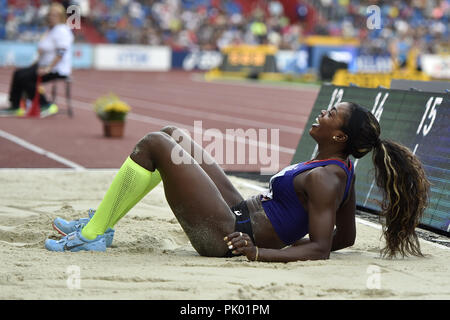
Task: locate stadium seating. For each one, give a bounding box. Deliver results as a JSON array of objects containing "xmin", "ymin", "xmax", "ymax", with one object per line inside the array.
[{"xmin": 1, "ymin": 1, "xmax": 447, "ymax": 55}]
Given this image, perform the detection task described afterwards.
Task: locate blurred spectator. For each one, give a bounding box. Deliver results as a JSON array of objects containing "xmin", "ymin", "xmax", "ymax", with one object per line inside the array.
[
  {"xmin": 1, "ymin": 0, "xmax": 448, "ymax": 57},
  {"xmin": 0, "ymin": 2, "xmax": 73, "ymax": 117}
]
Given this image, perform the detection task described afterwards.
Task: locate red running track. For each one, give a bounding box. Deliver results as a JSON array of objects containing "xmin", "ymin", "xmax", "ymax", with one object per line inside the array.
[{"xmin": 0, "ymin": 68, "xmax": 318, "ymax": 173}]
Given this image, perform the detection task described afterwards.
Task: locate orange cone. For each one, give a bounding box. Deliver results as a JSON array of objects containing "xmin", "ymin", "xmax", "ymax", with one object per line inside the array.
[
  {"xmin": 26, "ymin": 76, "xmax": 41, "ymax": 117},
  {"xmin": 20, "ymin": 98, "xmax": 26, "ymax": 111}
]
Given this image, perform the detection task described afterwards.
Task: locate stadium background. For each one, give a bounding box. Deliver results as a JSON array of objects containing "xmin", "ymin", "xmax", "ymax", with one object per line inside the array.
[{"xmin": 0, "ymin": 0, "xmax": 449, "ymax": 235}]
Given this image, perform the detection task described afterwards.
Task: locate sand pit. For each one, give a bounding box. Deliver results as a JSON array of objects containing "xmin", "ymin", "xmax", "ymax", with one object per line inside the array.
[{"xmin": 0, "ymin": 169, "xmax": 449, "ymax": 300}]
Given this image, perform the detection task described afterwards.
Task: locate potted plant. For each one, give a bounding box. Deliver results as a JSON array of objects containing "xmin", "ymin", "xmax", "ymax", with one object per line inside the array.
[{"xmin": 93, "ymin": 93, "xmax": 131, "ymax": 138}]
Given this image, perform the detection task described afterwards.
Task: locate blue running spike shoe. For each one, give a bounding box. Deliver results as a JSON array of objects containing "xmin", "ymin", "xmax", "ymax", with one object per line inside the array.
[
  {"xmin": 52, "ymin": 209, "xmax": 115, "ymax": 247},
  {"xmin": 45, "ymin": 230, "xmax": 106, "ymax": 252},
  {"xmin": 52, "ymin": 209, "xmax": 95, "ymax": 236}
]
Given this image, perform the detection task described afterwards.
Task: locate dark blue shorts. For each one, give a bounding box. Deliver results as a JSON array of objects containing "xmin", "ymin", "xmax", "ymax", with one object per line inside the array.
[{"xmin": 223, "ymin": 200, "xmax": 255, "ymax": 257}]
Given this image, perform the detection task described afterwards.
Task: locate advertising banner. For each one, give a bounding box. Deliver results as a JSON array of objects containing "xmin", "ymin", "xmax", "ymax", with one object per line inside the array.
[
  {"xmin": 421, "ymin": 54, "xmax": 450, "ymax": 79},
  {"xmin": 276, "ymin": 48, "xmax": 309, "ymax": 74},
  {"xmin": 172, "ymin": 50, "xmax": 222, "ymax": 71},
  {"xmin": 219, "ymin": 45, "xmax": 278, "ymax": 74},
  {"xmin": 0, "ymin": 41, "xmax": 38, "ymax": 67},
  {"xmin": 0, "ymin": 41, "xmax": 93, "ymax": 69},
  {"xmin": 94, "ymin": 45, "xmax": 171, "ymax": 71}
]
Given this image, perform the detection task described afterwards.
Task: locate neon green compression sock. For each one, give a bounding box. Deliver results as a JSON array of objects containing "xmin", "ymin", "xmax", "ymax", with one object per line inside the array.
[{"xmin": 81, "ymin": 156, "xmax": 162, "ymax": 240}]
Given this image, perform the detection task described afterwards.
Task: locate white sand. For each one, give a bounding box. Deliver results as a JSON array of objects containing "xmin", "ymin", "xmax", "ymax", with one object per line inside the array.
[{"xmin": 0, "ymin": 169, "xmax": 449, "ymax": 300}]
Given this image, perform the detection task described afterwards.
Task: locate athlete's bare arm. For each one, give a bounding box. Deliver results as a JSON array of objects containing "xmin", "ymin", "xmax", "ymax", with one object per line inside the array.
[
  {"xmin": 331, "ymin": 176, "xmax": 356, "ymax": 251},
  {"xmin": 233, "ymin": 166, "xmax": 345, "ymax": 262}
]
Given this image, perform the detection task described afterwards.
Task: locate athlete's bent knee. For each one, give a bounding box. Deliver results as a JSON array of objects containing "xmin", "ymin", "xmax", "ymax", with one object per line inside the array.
[
  {"xmin": 160, "ymin": 125, "xmax": 190, "ymax": 145},
  {"xmin": 131, "ymin": 132, "xmax": 171, "ymax": 171},
  {"xmin": 141, "ymin": 131, "xmax": 170, "ymax": 149},
  {"xmin": 160, "ymin": 125, "xmax": 178, "ymax": 136}
]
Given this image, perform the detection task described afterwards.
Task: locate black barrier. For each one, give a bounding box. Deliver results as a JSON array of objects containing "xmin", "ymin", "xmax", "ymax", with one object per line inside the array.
[
  {"xmin": 291, "ymin": 84, "xmax": 450, "ymax": 234},
  {"xmin": 319, "ymin": 55, "xmax": 348, "ymax": 81},
  {"xmin": 390, "ymin": 79, "xmax": 450, "ymax": 93}
]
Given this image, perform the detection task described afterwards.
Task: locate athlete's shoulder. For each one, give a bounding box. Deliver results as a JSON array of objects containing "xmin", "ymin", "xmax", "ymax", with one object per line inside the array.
[
  {"xmin": 323, "ymin": 162, "xmax": 349, "ymax": 179},
  {"xmin": 300, "ymin": 165, "xmax": 345, "ymax": 194}
]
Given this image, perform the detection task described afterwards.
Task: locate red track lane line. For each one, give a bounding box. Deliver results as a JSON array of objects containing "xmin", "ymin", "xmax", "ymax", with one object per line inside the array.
[
  {"xmin": 0, "ymin": 69, "xmax": 316, "ymax": 171},
  {"xmin": 0, "ymin": 136, "xmax": 68, "ymax": 168},
  {"xmin": 0, "ymin": 81, "xmax": 313, "ymax": 133},
  {"xmin": 70, "ymin": 83, "xmax": 310, "ymax": 126},
  {"xmin": 0, "ymin": 70, "xmax": 316, "ymax": 120},
  {"xmin": 66, "ymin": 97, "xmax": 298, "ymax": 155},
  {"xmin": 67, "ymin": 79, "xmax": 312, "ymax": 123},
  {"xmin": 62, "ymin": 71, "xmax": 315, "ymax": 115},
  {"xmin": 74, "ymin": 95, "xmax": 305, "ymax": 135}
]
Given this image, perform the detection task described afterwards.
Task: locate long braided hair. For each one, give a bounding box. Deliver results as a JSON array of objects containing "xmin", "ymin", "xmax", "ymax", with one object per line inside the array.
[{"xmin": 343, "ymin": 102, "xmax": 430, "ymax": 258}]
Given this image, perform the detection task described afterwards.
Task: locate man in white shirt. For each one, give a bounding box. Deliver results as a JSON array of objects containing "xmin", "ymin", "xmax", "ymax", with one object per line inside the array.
[{"xmin": 1, "ymin": 2, "xmax": 74, "ymax": 117}]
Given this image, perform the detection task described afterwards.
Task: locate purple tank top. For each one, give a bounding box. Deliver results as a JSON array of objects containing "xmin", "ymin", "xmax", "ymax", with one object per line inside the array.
[{"xmin": 261, "ymin": 159, "xmax": 354, "ymax": 245}]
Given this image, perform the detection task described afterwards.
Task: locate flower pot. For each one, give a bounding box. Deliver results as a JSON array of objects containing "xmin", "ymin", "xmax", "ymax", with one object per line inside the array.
[{"xmin": 103, "ymin": 120, "xmax": 125, "ymax": 138}]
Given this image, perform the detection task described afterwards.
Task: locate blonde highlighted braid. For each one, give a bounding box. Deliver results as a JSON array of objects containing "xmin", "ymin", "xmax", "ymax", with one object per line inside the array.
[
  {"xmin": 373, "ymin": 139, "xmax": 430, "ymax": 258},
  {"xmin": 344, "ymin": 102, "xmax": 430, "ymax": 258}
]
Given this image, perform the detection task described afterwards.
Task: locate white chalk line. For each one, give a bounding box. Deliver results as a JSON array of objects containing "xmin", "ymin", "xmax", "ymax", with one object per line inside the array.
[
  {"xmin": 0, "ymin": 129, "xmax": 86, "ymax": 171},
  {"xmin": 120, "ymin": 97, "xmax": 304, "ymax": 134},
  {"xmin": 78, "ymin": 99, "xmax": 298, "ymax": 155},
  {"xmin": 70, "ymin": 73, "xmax": 308, "ymax": 122}
]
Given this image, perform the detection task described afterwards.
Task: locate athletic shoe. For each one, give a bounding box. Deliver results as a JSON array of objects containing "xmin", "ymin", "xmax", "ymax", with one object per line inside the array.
[
  {"xmin": 52, "ymin": 209, "xmax": 115, "ymax": 247},
  {"xmin": 16, "ymin": 108, "xmax": 25, "ymax": 117},
  {"xmin": 40, "ymin": 103, "xmax": 58, "ymax": 118},
  {"xmin": 0, "ymin": 107, "xmax": 23, "ymax": 117},
  {"xmin": 45, "ymin": 230, "xmax": 106, "ymax": 252},
  {"xmin": 52, "ymin": 209, "xmax": 95, "ymax": 236}
]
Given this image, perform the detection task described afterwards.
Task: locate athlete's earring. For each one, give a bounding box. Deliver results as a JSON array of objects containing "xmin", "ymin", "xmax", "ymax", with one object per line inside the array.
[{"xmin": 333, "ymin": 136, "xmax": 338, "ymax": 141}]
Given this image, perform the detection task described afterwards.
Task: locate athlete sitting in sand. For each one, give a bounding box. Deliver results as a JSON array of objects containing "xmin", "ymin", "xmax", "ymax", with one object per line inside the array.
[{"xmin": 45, "ymin": 102, "xmax": 430, "ymax": 261}]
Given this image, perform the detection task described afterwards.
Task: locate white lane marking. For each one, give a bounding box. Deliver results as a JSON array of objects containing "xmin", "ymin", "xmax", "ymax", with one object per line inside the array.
[
  {"xmin": 71, "ymin": 99, "xmax": 297, "ymax": 155},
  {"xmin": 0, "ymin": 129, "xmax": 85, "ymax": 171},
  {"xmin": 0, "ymin": 89, "xmax": 297, "ymax": 154}
]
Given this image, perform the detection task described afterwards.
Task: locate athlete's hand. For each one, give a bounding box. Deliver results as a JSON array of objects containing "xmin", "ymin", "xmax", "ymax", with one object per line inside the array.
[{"xmin": 224, "ymin": 232, "xmax": 258, "ymax": 261}]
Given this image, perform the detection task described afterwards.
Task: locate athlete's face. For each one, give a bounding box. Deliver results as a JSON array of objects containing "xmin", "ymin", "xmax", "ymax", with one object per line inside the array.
[{"xmin": 309, "ymin": 102, "xmax": 351, "ymax": 145}]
